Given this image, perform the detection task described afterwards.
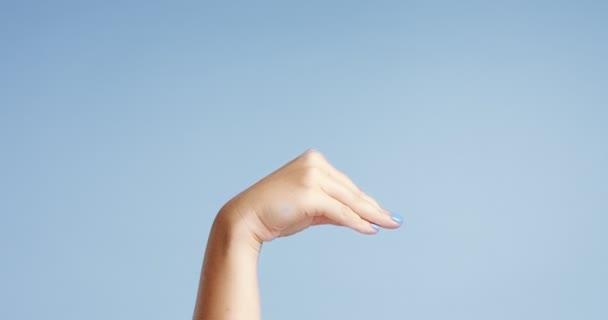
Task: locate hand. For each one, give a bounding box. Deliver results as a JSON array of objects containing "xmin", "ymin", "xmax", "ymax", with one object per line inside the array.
[{"xmin": 217, "ymin": 149, "xmax": 403, "ymax": 245}]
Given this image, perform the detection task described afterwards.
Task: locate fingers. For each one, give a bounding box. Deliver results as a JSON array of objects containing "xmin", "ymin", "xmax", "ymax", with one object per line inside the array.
[
  {"xmin": 318, "ymin": 173, "xmax": 400, "ymax": 229},
  {"xmin": 310, "ymin": 192, "xmax": 379, "ymax": 234},
  {"xmin": 296, "ymin": 149, "xmax": 402, "ymax": 231},
  {"xmin": 325, "ymin": 165, "xmax": 388, "ymax": 213},
  {"xmin": 301, "ymin": 150, "xmax": 389, "ymax": 212}
]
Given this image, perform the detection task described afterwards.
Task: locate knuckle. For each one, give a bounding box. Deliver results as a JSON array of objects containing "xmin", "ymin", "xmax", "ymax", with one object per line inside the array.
[
  {"xmin": 339, "ymin": 205, "xmax": 354, "ymax": 221},
  {"xmin": 300, "ymin": 149, "xmax": 325, "ymax": 166}
]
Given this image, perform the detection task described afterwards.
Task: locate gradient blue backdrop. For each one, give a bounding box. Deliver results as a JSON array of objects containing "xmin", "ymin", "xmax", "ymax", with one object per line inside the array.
[{"xmin": 1, "ymin": 1, "xmax": 607, "ymax": 319}]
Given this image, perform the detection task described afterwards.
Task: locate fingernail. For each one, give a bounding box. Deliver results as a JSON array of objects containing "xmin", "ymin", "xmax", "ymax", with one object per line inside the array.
[
  {"xmin": 391, "ymin": 213, "xmax": 404, "ymax": 224},
  {"xmin": 371, "ymin": 224, "xmax": 381, "ymax": 232}
]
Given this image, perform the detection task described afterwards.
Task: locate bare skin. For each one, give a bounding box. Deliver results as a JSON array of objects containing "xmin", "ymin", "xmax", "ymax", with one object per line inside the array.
[{"xmin": 193, "ymin": 149, "xmax": 403, "ymax": 320}]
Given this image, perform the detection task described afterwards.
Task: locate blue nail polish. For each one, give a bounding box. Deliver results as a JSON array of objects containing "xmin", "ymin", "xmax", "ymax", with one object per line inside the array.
[
  {"xmin": 391, "ymin": 213, "xmax": 404, "ymax": 224},
  {"xmin": 371, "ymin": 224, "xmax": 381, "ymax": 231}
]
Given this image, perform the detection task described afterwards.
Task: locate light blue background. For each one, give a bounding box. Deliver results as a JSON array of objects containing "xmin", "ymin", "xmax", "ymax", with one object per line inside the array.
[{"xmin": 1, "ymin": 1, "xmax": 607, "ymax": 319}]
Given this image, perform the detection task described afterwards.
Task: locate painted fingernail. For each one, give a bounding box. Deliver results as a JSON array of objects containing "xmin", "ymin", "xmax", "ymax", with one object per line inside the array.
[
  {"xmin": 391, "ymin": 213, "xmax": 404, "ymax": 224},
  {"xmin": 371, "ymin": 224, "xmax": 381, "ymax": 232}
]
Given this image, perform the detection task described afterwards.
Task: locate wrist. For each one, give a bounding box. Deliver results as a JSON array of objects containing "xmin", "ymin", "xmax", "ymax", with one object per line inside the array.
[{"xmin": 212, "ymin": 207, "xmax": 263, "ymax": 255}]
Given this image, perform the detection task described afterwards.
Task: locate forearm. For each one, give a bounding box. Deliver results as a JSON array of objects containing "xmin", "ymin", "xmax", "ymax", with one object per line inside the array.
[{"xmin": 193, "ymin": 211, "xmax": 262, "ymax": 320}]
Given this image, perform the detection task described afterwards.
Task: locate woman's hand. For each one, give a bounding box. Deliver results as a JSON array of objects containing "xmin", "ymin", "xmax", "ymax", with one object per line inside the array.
[
  {"xmin": 217, "ymin": 149, "xmax": 403, "ymax": 246},
  {"xmin": 194, "ymin": 149, "xmax": 403, "ymax": 320}
]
